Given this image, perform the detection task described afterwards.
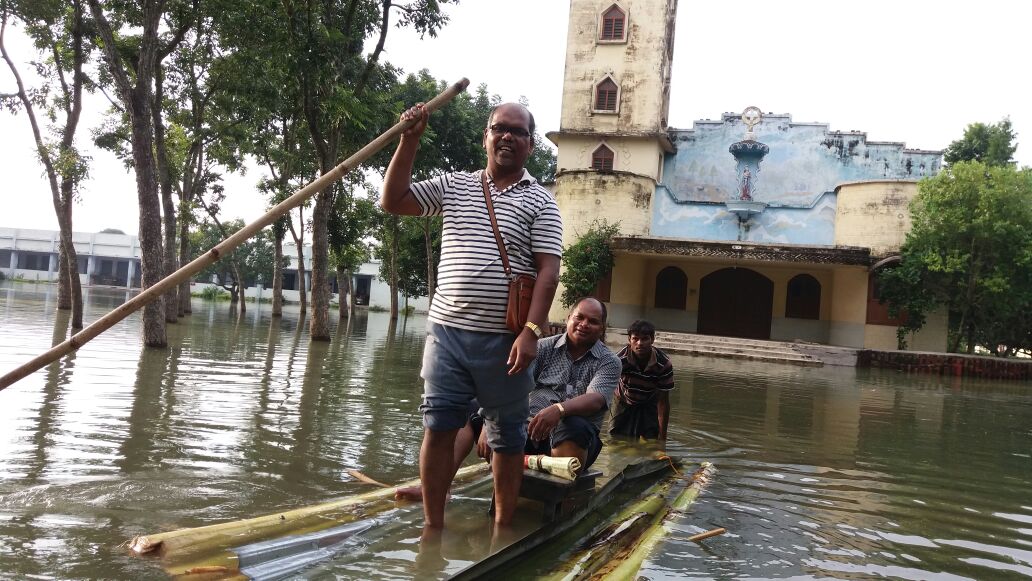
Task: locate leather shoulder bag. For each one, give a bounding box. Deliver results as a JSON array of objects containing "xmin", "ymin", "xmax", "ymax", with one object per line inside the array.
[{"xmin": 481, "ymin": 172, "xmax": 535, "ymax": 334}]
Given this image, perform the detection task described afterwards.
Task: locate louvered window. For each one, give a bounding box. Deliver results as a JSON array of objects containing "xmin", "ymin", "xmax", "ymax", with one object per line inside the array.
[
  {"xmin": 594, "ymin": 78, "xmax": 618, "ymax": 111},
  {"xmin": 601, "ymin": 6, "xmax": 625, "ymax": 41},
  {"xmin": 592, "ymin": 145, "xmax": 614, "ymax": 171}
]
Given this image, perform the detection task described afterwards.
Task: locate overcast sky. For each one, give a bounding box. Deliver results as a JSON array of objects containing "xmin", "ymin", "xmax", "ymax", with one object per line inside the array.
[{"xmin": 2, "ymin": 0, "xmax": 1029, "ymax": 234}]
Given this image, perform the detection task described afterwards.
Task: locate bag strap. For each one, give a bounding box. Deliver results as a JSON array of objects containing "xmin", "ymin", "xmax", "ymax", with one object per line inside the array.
[{"xmin": 481, "ymin": 171, "xmax": 513, "ymax": 279}]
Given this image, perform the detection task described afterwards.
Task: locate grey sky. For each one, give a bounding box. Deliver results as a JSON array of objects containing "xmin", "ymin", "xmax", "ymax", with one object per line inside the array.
[{"xmin": 2, "ymin": 0, "xmax": 1028, "ymax": 234}]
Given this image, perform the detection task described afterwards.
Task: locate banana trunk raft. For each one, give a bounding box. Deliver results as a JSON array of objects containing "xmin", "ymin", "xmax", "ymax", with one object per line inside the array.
[{"xmin": 127, "ymin": 455, "xmax": 716, "ymax": 579}]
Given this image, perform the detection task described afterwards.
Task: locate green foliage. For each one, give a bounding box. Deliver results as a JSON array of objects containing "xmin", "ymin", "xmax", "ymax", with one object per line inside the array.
[
  {"xmin": 189, "ymin": 219, "xmax": 284, "ymax": 289},
  {"xmin": 879, "ymin": 161, "xmax": 1032, "ymax": 354},
  {"xmin": 559, "ymin": 220, "xmax": 620, "ymax": 308},
  {"xmin": 98, "ymin": 228, "xmax": 125, "ymax": 234},
  {"xmin": 943, "ymin": 119, "xmax": 1018, "ymax": 167},
  {"xmin": 328, "ymin": 193, "xmax": 375, "ymax": 273},
  {"xmin": 526, "ymin": 139, "xmax": 558, "ymax": 184},
  {"xmin": 197, "ymin": 285, "xmax": 230, "ymax": 301}
]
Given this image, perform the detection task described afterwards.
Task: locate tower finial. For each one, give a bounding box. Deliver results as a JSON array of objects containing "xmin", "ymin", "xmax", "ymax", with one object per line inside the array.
[{"xmin": 742, "ymin": 106, "xmax": 762, "ymax": 141}]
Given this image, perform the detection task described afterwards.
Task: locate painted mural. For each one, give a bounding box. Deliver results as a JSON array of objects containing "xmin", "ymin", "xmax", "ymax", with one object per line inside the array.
[{"xmin": 651, "ymin": 113, "xmax": 942, "ymax": 245}]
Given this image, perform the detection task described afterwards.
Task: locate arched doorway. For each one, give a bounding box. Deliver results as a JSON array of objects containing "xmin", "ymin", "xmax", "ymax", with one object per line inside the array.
[
  {"xmin": 654, "ymin": 266, "xmax": 688, "ymax": 309},
  {"xmin": 697, "ymin": 267, "xmax": 774, "ymax": 339}
]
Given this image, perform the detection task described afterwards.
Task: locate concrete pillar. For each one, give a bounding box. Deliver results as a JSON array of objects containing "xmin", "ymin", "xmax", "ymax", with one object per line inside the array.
[
  {"xmin": 87, "ymin": 234, "xmax": 95, "ymax": 285},
  {"xmin": 9, "ymin": 250, "xmax": 17, "ymax": 277},
  {"xmin": 126, "ymin": 260, "xmax": 135, "ymax": 289},
  {"xmin": 828, "ymin": 267, "xmax": 868, "ymax": 348}
]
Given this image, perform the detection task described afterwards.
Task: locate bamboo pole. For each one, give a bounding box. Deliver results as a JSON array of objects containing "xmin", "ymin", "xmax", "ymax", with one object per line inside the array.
[{"xmin": 0, "ymin": 78, "xmax": 470, "ymax": 392}]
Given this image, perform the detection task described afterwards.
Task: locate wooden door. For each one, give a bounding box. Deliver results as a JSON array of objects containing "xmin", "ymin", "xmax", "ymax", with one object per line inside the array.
[{"xmin": 697, "ymin": 267, "xmax": 773, "ymax": 339}]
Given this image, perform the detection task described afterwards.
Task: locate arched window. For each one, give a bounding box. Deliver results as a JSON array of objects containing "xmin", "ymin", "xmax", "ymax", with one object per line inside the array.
[
  {"xmin": 594, "ymin": 77, "xmax": 619, "ymax": 112},
  {"xmin": 592, "ymin": 144, "xmax": 614, "ymax": 171},
  {"xmin": 785, "ymin": 274, "xmax": 821, "ymax": 320},
  {"xmin": 600, "ymin": 5, "xmax": 626, "ymax": 41},
  {"xmin": 654, "ymin": 266, "xmax": 687, "ymax": 309}
]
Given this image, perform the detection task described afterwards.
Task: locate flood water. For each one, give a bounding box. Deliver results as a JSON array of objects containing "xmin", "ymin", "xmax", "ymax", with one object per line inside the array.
[{"xmin": 1, "ymin": 282, "xmax": 1031, "ymax": 580}]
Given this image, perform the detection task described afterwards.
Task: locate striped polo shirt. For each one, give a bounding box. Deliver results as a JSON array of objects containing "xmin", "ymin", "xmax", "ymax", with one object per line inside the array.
[
  {"xmin": 409, "ymin": 169, "xmax": 564, "ymax": 333},
  {"xmin": 615, "ymin": 346, "xmax": 675, "ymax": 405}
]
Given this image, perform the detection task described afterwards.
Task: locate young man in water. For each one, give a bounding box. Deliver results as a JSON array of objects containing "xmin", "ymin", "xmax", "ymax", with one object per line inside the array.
[
  {"xmin": 609, "ymin": 320, "xmax": 674, "ymax": 440},
  {"xmin": 381, "ymin": 102, "xmax": 563, "ymax": 529}
]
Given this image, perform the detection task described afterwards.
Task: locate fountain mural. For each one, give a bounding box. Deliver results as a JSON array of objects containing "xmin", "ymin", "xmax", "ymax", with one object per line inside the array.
[
  {"xmin": 726, "ymin": 106, "xmax": 770, "ymax": 240},
  {"xmin": 651, "ymin": 109, "xmax": 941, "ymax": 245}
]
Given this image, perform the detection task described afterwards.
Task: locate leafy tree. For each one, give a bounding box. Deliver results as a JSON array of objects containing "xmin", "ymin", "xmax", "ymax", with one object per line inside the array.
[
  {"xmin": 86, "ymin": 0, "xmax": 193, "ymax": 346},
  {"xmin": 269, "ymin": 216, "xmax": 287, "ymax": 316},
  {"xmin": 190, "ymin": 218, "xmax": 282, "ymax": 304},
  {"xmin": 1, "ymin": 0, "xmax": 91, "ymax": 329},
  {"xmin": 943, "ymin": 118, "xmax": 1018, "ymax": 167},
  {"xmin": 99, "ymin": 228, "xmax": 125, "ymax": 234},
  {"xmin": 328, "ymin": 194, "xmax": 375, "ymax": 318},
  {"xmin": 879, "ymin": 161, "xmax": 1032, "ymax": 354},
  {"xmin": 217, "ymin": 0, "xmax": 455, "ymax": 341},
  {"xmin": 559, "ymin": 220, "xmax": 620, "ymax": 308},
  {"xmin": 374, "ymin": 213, "xmax": 438, "ymax": 303}
]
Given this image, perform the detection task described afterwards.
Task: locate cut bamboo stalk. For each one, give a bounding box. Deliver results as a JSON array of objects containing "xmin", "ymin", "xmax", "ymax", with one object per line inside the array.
[
  {"xmin": 686, "ymin": 527, "xmax": 726, "ymax": 543},
  {"xmin": 598, "ymin": 462, "xmax": 716, "ymax": 581},
  {"xmin": 0, "ymin": 77, "xmax": 470, "ymax": 392},
  {"xmin": 131, "ymin": 463, "xmax": 489, "ymax": 571},
  {"xmin": 346, "ymin": 469, "xmax": 391, "ymax": 488},
  {"xmin": 542, "ymin": 479, "xmax": 674, "ymax": 581}
]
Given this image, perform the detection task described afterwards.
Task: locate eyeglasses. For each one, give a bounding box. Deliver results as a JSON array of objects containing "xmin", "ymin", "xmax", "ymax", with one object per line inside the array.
[{"xmin": 488, "ymin": 123, "xmax": 531, "ymax": 138}]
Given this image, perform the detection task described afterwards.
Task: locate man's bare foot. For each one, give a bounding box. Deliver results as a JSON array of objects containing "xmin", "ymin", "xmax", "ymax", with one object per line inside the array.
[{"xmin": 394, "ymin": 486, "xmax": 424, "ymax": 502}]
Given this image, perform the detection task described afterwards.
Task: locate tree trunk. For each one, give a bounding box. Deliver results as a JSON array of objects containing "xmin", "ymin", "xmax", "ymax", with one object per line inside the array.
[
  {"xmin": 1, "ymin": 4, "xmax": 83, "ymax": 328},
  {"xmin": 310, "ymin": 192, "xmax": 331, "ymax": 340},
  {"xmin": 87, "ymin": 0, "xmax": 167, "ymax": 347},
  {"xmin": 336, "ymin": 264, "xmax": 349, "ymax": 319},
  {"xmin": 58, "ymin": 245, "xmax": 71, "ymax": 309},
  {"xmin": 349, "ymin": 268, "xmax": 357, "ymax": 314},
  {"xmin": 177, "ymin": 203, "xmax": 192, "ymax": 316},
  {"xmin": 53, "ymin": 198, "xmax": 82, "ymax": 326},
  {"xmin": 153, "ymin": 64, "xmax": 178, "ymax": 324},
  {"xmin": 60, "ymin": 195, "xmax": 83, "ymax": 328},
  {"xmin": 232, "ymin": 260, "xmax": 246, "ymax": 313},
  {"xmin": 290, "ymin": 208, "xmax": 306, "ymax": 314},
  {"xmin": 272, "ymin": 231, "xmax": 284, "ymax": 317},
  {"xmin": 129, "ymin": 93, "xmax": 168, "ymax": 347}
]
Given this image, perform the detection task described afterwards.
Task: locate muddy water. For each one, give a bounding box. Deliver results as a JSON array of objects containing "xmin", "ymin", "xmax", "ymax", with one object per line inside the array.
[{"xmin": 1, "ymin": 282, "xmax": 1030, "ymax": 579}]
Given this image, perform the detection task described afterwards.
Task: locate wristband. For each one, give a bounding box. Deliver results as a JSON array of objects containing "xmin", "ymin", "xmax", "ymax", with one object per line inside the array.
[
  {"xmin": 524, "ymin": 321, "xmax": 543, "ymax": 338},
  {"xmin": 554, "ymin": 402, "xmax": 566, "ymax": 419}
]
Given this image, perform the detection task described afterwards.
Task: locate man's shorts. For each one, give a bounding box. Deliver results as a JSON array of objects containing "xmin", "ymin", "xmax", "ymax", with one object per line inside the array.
[
  {"xmin": 524, "ymin": 415, "xmax": 603, "ymax": 470},
  {"xmin": 420, "ymin": 322, "xmax": 533, "ymax": 454}
]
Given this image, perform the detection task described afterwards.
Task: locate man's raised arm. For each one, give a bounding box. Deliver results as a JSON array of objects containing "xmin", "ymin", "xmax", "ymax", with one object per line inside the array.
[{"xmin": 381, "ymin": 104, "xmax": 429, "ymax": 216}]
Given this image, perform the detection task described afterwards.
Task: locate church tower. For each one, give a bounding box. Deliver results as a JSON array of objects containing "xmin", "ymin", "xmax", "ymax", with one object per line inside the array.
[{"xmin": 548, "ymin": 0, "xmax": 677, "ymax": 317}]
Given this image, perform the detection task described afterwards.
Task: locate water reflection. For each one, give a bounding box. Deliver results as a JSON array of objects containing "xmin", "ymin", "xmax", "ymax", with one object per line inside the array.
[{"xmin": 0, "ymin": 282, "xmax": 1031, "ymax": 579}]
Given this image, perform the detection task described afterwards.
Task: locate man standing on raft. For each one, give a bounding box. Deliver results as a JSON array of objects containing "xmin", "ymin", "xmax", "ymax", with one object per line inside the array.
[{"xmin": 381, "ymin": 102, "xmax": 563, "ymax": 529}]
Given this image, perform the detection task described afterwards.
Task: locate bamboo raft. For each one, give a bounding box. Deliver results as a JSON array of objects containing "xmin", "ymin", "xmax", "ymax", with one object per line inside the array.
[{"xmin": 128, "ymin": 453, "xmax": 716, "ymax": 580}]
